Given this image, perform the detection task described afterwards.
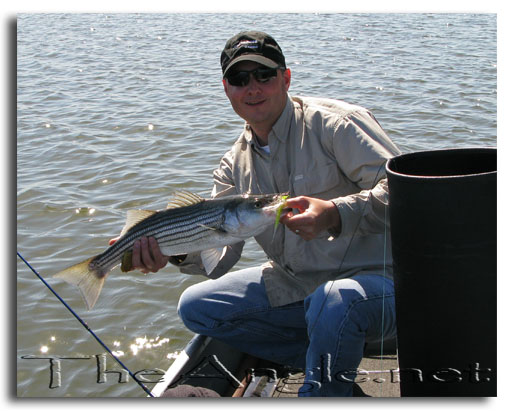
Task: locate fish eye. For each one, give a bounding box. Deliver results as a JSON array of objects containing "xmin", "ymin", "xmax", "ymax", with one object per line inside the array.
[{"xmin": 254, "ymin": 200, "xmax": 263, "ymax": 209}]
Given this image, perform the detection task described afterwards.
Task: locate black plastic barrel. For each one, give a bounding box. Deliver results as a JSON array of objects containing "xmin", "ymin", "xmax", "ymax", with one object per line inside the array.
[{"xmin": 386, "ymin": 148, "xmax": 496, "ymax": 397}]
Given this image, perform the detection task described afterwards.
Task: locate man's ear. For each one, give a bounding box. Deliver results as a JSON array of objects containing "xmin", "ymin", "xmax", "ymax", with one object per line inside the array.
[{"xmin": 283, "ymin": 68, "xmax": 291, "ymax": 91}]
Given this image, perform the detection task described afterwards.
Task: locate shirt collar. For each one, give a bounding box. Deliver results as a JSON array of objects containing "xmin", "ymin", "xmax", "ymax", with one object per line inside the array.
[{"xmin": 269, "ymin": 94, "xmax": 294, "ymax": 144}]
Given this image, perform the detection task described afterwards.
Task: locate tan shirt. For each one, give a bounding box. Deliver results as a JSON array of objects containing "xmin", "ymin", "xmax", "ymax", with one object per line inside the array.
[{"xmin": 176, "ymin": 95, "xmax": 401, "ymax": 307}]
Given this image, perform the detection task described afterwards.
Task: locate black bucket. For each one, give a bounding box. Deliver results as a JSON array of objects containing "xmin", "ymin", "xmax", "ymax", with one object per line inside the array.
[{"xmin": 386, "ymin": 147, "xmax": 496, "ymax": 397}]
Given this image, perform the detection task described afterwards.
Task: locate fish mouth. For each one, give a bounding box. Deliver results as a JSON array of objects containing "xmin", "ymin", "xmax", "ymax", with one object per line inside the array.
[{"xmin": 262, "ymin": 194, "xmax": 291, "ymax": 215}]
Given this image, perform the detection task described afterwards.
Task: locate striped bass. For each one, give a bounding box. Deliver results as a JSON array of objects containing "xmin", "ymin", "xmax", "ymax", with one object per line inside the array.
[{"xmin": 53, "ymin": 191, "xmax": 289, "ymax": 310}]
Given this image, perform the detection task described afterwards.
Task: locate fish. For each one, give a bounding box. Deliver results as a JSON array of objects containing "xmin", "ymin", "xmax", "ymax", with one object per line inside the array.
[{"xmin": 53, "ymin": 191, "xmax": 289, "ymax": 310}]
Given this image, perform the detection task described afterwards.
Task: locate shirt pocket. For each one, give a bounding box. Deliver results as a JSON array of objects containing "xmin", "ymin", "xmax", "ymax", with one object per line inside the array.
[{"xmin": 292, "ymin": 162, "xmax": 341, "ymax": 198}]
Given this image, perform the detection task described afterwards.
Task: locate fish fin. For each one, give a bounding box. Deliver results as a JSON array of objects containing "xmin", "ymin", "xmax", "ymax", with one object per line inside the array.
[
  {"xmin": 198, "ymin": 223, "xmax": 218, "ymax": 231},
  {"xmin": 53, "ymin": 257, "xmax": 106, "ymax": 310},
  {"xmin": 200, "ymin": 247, "xmax": 227, "ymax": 276},
  {"xmin": 119, "ymin": 209, "xmax": 157, "ymax": 237},
  {"xmin": 120, "ymin": 250, "xmax": 133, "ymax": 272},
  {"xmin": 166, "ymin": 191, "xmax": 205, "ymax": 209}
]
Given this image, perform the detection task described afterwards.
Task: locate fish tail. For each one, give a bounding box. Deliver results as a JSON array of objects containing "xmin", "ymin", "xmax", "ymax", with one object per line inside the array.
[{"xmin": 53, "ymin": 256, "xmax": 106, "ymax": 310}]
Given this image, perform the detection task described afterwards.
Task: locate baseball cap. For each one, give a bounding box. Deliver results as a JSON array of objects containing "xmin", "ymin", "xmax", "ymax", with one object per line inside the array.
[{"xmin": 220, "ymin": 31, "xmax": 286, "ymax": 76}]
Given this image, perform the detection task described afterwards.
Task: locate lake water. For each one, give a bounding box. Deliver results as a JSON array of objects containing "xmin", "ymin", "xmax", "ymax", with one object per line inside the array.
[{"xmin": 17, "ymin": 13, "xmax": 496, "ymax": 397}]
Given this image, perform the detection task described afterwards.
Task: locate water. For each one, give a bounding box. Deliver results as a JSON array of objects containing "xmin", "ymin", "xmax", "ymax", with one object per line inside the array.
[{"xmin": 17, "ymin": 13, "xmax": 496, "ymax": 397}]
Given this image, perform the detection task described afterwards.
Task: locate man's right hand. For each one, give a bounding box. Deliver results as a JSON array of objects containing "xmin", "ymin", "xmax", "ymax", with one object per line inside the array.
[{"xmin": 109, "ymin": 236, "xmax": 169, "ymax": 274}]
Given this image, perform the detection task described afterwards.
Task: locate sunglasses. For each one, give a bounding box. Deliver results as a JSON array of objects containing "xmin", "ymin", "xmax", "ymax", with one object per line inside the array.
[{"xmin": 225, "ymin": 67, "xmax": 279, "ymax": 87}]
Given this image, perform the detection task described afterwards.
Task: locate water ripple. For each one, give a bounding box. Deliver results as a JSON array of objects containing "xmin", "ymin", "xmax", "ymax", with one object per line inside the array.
[{"xmin": 17, "ymin": 13, "xmax": 496, "ymax": 397}]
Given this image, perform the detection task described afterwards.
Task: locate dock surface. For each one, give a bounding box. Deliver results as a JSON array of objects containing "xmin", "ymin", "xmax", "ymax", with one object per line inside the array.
[{"xmin": 272, "ymin": 352, "xmax": 400, "ymax": 397}]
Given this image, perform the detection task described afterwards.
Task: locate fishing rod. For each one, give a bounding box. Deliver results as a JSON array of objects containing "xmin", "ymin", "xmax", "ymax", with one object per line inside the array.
[{"xmin": 17, "ymin": 251, "xmax": 155, "ymax": 397}]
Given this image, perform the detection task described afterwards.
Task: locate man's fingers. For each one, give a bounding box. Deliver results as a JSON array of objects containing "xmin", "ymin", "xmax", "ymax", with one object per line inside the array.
[
  {"xmin": 148, "ymin": 237, "xmax": 161, "ymax": 258},
  {"xmin": 285, "ymin": 197, "xmax": 309, "ymax": 214},
  {"xmin": 279, "ymin": 197, "xmax": 309, "ymax": 225},
  {"xmin": 279, "ymin": 196, "xmax": 341, "ymax": 241},
  {"xmin": 109, "ymin": 236, "xmax": 120, "ymax": 246},
  {"xmin": 139, "ymin": 236, "xmax": 155, "ymax": 270},
  {"xmin": 132, "ymin": 239, "xmax": 146, "ymax": 272},
  {"xmin": 148, "ymin": 237, "xmax": 168, "ymax": 272},
  {"xmin": 130, "ymin": 236, "xmax": 168, "ymax": 273}
]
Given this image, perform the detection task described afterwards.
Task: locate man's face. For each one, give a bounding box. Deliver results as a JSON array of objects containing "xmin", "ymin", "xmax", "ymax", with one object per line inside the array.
[{"xmin": 223, "ymin": 61, "xmax": 291, "ymax": 136}]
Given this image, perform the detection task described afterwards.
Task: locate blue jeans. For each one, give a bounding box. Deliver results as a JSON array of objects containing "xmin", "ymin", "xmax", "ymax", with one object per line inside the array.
[{"xmin": 177, "ymin": 267, "xmax": 396, "ymax": 396}]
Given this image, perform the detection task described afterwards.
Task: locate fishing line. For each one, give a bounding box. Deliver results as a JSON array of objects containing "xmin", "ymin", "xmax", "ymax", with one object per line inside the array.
[
  {"xmin": 296, "ymin": 160, "xmax": 391, "ymax": 390},
  {"xmin": 17, "ymin": 251, "xmax": 155, "ymax": 397},
  {"xmin": 379, "ymin": 196, "xmax": 388, "ymax": 398},
  {"xmin": 300, "ymin": 161, "xmax": 387, "ymax": 337}
]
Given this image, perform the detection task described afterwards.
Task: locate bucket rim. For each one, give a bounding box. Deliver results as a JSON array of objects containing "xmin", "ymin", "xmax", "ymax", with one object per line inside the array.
[{"xmin": 385, "ymin": 147, "xmax": 497, "ymax": 180}]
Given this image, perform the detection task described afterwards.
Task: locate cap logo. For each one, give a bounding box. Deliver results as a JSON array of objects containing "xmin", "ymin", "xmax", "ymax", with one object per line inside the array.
[{"xmin": 235, "ymin": 39, "xmax": 259, "ymax": 50}]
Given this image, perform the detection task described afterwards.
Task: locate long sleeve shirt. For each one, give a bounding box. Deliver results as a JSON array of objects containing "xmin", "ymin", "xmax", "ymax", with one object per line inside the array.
[{"xmin": 174, "ymin": 95, "xmax": 401, "ymax": 307}]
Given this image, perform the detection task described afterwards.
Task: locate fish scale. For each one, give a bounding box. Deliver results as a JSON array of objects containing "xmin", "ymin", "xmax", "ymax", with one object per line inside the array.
[
  {"xmin": 95, "ymin": 206, "xmax": 225, "ymax": 268},
  {"xmin": 53, "ymin": 191, "xmax": 289, "ymax": 310}
]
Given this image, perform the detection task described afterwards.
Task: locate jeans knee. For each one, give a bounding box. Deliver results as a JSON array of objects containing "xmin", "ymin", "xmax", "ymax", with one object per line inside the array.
[
  {"xmin": 177, "ymin": 285, "xmax": 205, "ymax": 331},
  {"xmin": 305, "ymin": 280, "xmax": 367, "ymax": 336}
]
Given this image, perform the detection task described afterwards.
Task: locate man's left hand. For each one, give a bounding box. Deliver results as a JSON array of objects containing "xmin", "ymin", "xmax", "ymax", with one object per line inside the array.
[{"xmin": 279, "ymin": 196, "xmax": 341, "ymax": 241}]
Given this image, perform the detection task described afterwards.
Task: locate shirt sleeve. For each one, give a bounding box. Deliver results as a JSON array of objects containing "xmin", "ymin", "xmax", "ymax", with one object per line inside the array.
[
  {"xmin": 168, "ymin": 242, "xmax": 244, "ymax": 279},
  {"xmin": 212, "ymin": 148, "xmax": 239, "ymax": 198},
  {"xmin": 329, "ymin": 109, "xmax": 401, "ymax": 237}
]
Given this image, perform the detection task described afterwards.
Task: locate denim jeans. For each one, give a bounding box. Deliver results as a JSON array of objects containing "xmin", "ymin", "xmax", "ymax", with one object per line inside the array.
[{"xmin": 177, "ymin": 267, "xmax": 396, "ymax": 396}]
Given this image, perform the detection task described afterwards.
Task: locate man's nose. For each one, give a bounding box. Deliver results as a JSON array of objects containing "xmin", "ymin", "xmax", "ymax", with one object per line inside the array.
[{"xmin": 246, "ymin": 75, "xmax": 262, "ymax": 93}]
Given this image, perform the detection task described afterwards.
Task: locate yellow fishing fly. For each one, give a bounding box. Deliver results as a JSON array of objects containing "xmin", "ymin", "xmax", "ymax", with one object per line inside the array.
[{"xmin": 273, "ymin": 195, "xmax": 289, "ymax": 237}]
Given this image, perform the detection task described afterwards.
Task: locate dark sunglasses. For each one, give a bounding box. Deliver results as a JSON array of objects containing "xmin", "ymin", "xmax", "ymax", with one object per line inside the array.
[{"xmin": 225, "ymin": 67, "xmax": 279, "ymax": 87}]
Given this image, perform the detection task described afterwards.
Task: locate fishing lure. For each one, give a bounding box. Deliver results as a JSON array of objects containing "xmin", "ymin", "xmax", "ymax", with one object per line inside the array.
[{"xmin": 273, "ymin": 194, "xmax": 289, "ymax": 238}]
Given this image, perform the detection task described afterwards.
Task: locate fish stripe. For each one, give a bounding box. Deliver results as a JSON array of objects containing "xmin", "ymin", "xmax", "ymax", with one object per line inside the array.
[
  {"xmin": 113, "ymin": 205, "xmax": 222, "ymax": 244},
  {"xmin": 53, "ymin": 192, "xmax": 284, "ymax": 310},
  {"xmin": 94, "ymin": 205, "xmax": 225, "ymax": 269}
]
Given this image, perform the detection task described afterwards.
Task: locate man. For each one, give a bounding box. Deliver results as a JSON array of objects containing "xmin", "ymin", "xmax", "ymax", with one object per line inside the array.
[{"xmin": 129, "ymin": 31, "xmax": 400, "ymax": 396}]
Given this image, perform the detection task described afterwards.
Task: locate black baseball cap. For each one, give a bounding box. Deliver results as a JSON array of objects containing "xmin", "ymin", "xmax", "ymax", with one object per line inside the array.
[{"xmin": 220, "ymin": 31, "xmax": 286, "ymax": 76}]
